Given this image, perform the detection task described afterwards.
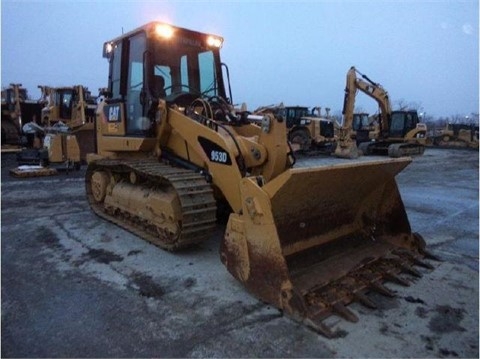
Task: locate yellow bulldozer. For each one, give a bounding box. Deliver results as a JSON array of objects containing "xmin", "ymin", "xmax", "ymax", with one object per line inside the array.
[
  {"xmin": 335, "ymin": 67, "xmax": 427, "ymax": 159},
  {"xmin": 12, "ymin": 85, "xmax": 97, "ymax": 177},
  {"xmin": 431, "ymin": 122, "xmax": 479, "ymax": 149},
  {"xmin": 41, "ymin": 85, "xmax": 97, "ymax": 159},
  {"xmin": 253, "ymin": 104, "xmax": 336, "ymax": 152},
  {"xmin": 85, "ymin": 22, "xmax": 435, "ymax": 337},
  {"xmin": 1, "ymin": 84, "xmax": 44, "ymax": 152}
]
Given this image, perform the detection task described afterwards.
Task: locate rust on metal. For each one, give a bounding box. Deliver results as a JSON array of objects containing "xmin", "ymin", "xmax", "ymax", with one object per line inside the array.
[
  {"xmin": 9, "ymin": 166, "xmax": 57, "ymax": 177},
  {"xmin": 221, "ymin": 157, "xmax": 436, "ymax": 337}
]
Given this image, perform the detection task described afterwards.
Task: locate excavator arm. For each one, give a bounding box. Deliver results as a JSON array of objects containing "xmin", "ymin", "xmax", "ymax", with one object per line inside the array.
[
  {"xmin": 335, "ymin": 68, "xmax": 359, "ymax": 158},
  {"xmin": 352, "ymin": 67, "xmax": 392, "ymax": 136}
]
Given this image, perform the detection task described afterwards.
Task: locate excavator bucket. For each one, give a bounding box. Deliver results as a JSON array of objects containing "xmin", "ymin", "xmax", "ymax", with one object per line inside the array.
[{"xmin": 221, "ymin": 157, "xmax": 432, "ymax": 337}]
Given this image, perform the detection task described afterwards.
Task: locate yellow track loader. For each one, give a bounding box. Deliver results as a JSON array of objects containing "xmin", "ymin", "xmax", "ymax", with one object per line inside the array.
[{"xmin": 86, "ymin": 22, "xmax": 435, "ymax": 337}]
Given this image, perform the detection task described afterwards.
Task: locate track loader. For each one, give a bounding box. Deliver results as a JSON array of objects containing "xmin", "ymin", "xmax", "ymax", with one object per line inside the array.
[
  {"xmin": 335, "ymin": 67, "xmax": 427, "ymax": 158},
  {"xmin": 86, "ymin": 22, "xmax": 434, "ymax": 337}
]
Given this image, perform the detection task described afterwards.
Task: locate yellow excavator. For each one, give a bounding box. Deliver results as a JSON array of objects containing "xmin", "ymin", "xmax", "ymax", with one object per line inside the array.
[
  {"xmin": 335, "ymin": 67, "xmax": 427, "ymax": 158},
  {"xmin": 86, "ymin": 22, "xmax": 435, "ymax": 337}
]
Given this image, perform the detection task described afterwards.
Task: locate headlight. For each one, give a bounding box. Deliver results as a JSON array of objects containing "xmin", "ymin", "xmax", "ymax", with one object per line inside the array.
[
  {"xmin": 155, "ymin": 24, "xmax": 174, "ymax": 39},
  {"xmin": 207, "ymin": 36, "xmax": 223, "ymax": 48},
  {"xmin": 105, "ymin": 42, "xmax": 113, "ymax": 53},
  {"xmin": 103, "ymin": 42, "xmax": 115, "ymax": 58}
]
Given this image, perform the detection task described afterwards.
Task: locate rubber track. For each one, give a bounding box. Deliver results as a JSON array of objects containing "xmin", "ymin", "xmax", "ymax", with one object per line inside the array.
[{"xmin": 86, "ymin": 158, "xmax": 217, "ymax": 251}]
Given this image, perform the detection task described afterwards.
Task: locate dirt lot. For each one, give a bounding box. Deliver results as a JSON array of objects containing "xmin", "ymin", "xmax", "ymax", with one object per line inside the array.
[{"xmin": 1, "ymin": 147, "xmax": 478, "ymax": 358}]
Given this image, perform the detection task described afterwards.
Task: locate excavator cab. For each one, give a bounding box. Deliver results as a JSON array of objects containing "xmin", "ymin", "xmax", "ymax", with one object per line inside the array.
[{"xmin": 389, "ymin": 110, "xmax": 420, "ymax": 138}]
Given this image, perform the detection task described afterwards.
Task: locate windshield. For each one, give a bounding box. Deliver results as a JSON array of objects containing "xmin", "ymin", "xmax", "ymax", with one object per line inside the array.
[
  {"xmin": 390, "ymin": 112, "xmax": 406, "ymax": 136},
  {"xmin": 52, "ymin": 89, "xmax": 74, "ymax": 119},
  {"xmin": 286, "ymin": 108, "xmax": 309, "ymax": 119},
  {"xmin": 353, "ymin": 114, "xmax": 370, "ymax": 130},
  {"xmin": 151, "ymin": 40, "xmax": 222, "ymax": 99}
]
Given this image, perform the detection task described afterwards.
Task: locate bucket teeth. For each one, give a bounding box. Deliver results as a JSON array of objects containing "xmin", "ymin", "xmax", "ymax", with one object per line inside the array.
[
  {"xmin": 421, "ymin": 249, "xmax": 441, "ymax": 261},
  {"xmin": 304, "ymin": 318, "xmax": 335, "ymax": 339},
  {"xmin": 412, "ymin": 257, "xmax": 434, "ymax": 270},
  {"xmin": 369, "ymin": 281, "xmax": 395, "ymax": 297},
  {"xmin": 297, "ymin": 246, "xmax": 434, "ymax": 338},
  {"xmin": 398, "ymin": 262, "xmax": 423, "ymax": 278},
  {"xmin": 354, "ymin": 291, "xmax": 378, "ymax": 309},
  {"xmin": 385, "ymin": 272, "xmax": 410, "ymax": 287},
  {"xmin": 333, "ymin": 302, "xmax": 359, "ymax": 322},
  {"xmin": 393, "ymin": 249, "xmax": 435, "ymax": 270}
]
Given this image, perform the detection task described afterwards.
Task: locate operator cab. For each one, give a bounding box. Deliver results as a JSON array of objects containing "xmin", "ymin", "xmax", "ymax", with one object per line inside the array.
[
  {"xmin": 389, "ymin": 110, "xmax": 420, "ymax": 138},
  {"xmin": 2, "ymin": 87, "xmax": 28, "ymax": 111},
  {"xmin": 103, "ymin": 22, "xmax": 228, "ymax": 137},
  {"xmin": 54, "ymin": 89, "xmax": 74, "ymax": 120},
  {"xmin": 284, "ymin": 106, "xmax": 310, "ymax": 128},
  {"xmin": 352, "ymin": 113, "xmax": 370, "ymax": 131}
]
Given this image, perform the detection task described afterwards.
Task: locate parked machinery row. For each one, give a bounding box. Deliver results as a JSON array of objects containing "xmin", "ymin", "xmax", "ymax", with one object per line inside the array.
[
  {"xmin": 429, "ymin": 122, "xmax": 479, "ymax": 149},
  {"xmin": 3, "ymin": 72, "xmax": 472, "ymax": 178},
  {"xmin": 2, "ymin": 84, "xmax": 102, "ymax": 176},
  {"xmin": 5, "ymin": 21, "xmax": 453, "ymax": 337}
]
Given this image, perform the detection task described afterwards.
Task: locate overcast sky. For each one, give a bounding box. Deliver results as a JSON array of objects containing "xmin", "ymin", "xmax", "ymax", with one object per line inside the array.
[{"xmin": 1, "ymin": 0, "xmax": 478, "ymax": 118}]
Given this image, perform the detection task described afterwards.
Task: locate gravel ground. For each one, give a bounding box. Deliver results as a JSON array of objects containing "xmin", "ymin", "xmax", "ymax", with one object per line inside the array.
[{"xmin": 1, "ymin": 147, "xmax": 478, "ymax": 358}]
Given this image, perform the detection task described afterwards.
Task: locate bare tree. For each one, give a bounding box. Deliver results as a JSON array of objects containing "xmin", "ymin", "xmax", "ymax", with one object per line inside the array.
[
  {"xmin": 407, "ymin": 101, "xmax": 424, "ymax": 112},
  {"xmin": 450, "ymin": 114, "xmax": 465, "ymax": 124},
  {"xmin": 393, "ymin": 98, "xmax": 423, "ymax": 112},
  {"xmin": 393, "ymin": 98, "xmax": 409, "ymax": 110}
]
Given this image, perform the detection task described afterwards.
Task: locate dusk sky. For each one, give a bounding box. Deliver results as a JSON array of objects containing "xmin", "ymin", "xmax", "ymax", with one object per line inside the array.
[{"xmin": 1, "ymin": 0, "xmax": 478, "ymax": 119}]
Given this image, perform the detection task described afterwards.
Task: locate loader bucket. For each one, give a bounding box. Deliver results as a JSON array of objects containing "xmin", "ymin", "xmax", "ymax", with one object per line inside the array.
[{"xmin": 221, "ymin": 157, "xmax": 430, "ymax": 337}]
